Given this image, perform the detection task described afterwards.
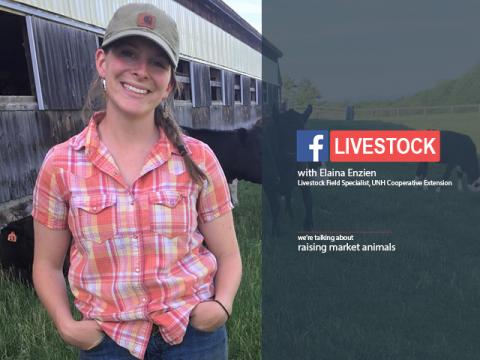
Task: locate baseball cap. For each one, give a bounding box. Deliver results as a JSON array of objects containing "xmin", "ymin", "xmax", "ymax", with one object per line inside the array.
[{"xmin": 102, "ymin": 3, "xmax": 179, "ymax": 68}]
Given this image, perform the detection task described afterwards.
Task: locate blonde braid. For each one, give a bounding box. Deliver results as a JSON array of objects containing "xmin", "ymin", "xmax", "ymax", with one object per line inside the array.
[{"xmin": 155, "ymin": 100, "xmax": 207, "ymax": 185}]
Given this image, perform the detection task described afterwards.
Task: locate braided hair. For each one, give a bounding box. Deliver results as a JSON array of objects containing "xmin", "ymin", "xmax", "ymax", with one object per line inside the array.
[{"xmin": 154, "ymin": 86, "xmax": 207, "ymax": 185}]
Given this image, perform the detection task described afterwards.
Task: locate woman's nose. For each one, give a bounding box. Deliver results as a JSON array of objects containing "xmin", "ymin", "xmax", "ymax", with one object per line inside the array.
[{"xmin": 132, "ymin": 58, "xmax": 149, "ymax": 78}]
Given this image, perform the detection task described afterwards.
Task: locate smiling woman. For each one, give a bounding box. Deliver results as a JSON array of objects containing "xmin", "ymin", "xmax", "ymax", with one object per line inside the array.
[
  {"xmin": 31, "ymin": 3, "xmax": 241, "ymax": 360},
  {"xmin": 97, "ymin": 37, "xmax": 175, "ymax": 123}
]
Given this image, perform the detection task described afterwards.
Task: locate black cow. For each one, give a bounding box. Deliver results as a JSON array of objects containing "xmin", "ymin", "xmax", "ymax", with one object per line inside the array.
[
  {"xmin": 263, "ymin": 105, "xmax": 314, "ymax": 233},
  {"xmin": 0, "ymin": 215, "xmax": 70, "ymax": 286},
  {"xmin": 182, "ymin": 123, "xmax": 262, "ymax": 184},
  {"xmin": 0, "ymin": 215, "xmax": 35, "ymax": 284},
  {"xmin": 416, "ymin": 130, "xmax": 480, "ymax": 192}
]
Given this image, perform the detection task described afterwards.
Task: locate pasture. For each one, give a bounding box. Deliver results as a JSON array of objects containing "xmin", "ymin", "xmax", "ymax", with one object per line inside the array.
[
  {"xmin": 263, "ymin": 117, "xmax": 480, "ymax": 359},
  {"xmin": 0, "ymin": 181, "xmax": 261, "ymax": 360}
]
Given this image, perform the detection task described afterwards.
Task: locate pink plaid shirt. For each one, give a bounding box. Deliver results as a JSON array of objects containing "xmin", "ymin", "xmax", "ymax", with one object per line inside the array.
[{"xmin": 32, "ymin": 112, "xmax": 233, "ymax": 359}]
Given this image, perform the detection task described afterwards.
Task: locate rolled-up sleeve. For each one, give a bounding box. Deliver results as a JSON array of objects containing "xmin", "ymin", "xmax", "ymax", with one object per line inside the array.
[
  {"xmin": 32, "ymin": 147, "xmax": 68, "ymax": 230},
  {"xmin": 197, "ymin": 145, "xmax": 233, "ymax": 223}
]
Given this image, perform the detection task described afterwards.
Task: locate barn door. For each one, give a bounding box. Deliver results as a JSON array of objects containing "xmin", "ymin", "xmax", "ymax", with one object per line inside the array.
[{"xmin": 28, "ymin": 16, "xmax": 97, "ymax": 110}]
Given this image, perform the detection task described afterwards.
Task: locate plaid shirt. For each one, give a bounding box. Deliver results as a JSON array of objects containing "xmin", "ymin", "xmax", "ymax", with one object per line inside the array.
[{"xmin": 32, "ymin": 113, "xmax": 233, "ymax": 359}]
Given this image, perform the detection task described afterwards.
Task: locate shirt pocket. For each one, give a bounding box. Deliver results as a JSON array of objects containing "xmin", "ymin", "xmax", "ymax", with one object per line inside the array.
[
  {"xmin": 149, "ymin": 191, "xmax": 189, "ymax": 238},
  {"xmin": 71, "ymin": 194, "xmax": 117, "ymax": 243}
]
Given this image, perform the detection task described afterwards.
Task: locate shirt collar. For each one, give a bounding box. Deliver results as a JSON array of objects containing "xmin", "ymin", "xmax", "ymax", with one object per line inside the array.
[{"xmin": 71, "ymin": 112, "xmax": 187, "ymax": 171}]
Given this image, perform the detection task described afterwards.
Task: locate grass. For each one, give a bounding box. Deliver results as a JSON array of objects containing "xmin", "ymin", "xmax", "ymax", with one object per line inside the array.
[
  {"xmin": 0, "ymin": 181, "xmax": 261, "ymax": 360},
  {"xmin": 229, "ymin": 181, "xmax": 261, "ymax": 360},
  {"xmin": 0, "ymin": 271, "xmax": 78, "ymax": 360}
]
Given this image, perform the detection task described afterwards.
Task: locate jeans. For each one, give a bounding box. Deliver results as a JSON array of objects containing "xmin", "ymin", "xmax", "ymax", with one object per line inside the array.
[{"xmin": 79, "ymin": 324, "xmax": 228, "ymax": 360}]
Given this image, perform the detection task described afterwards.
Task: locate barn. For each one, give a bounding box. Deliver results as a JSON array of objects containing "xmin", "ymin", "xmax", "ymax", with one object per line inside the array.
[{"xmin": 0, "ymin": 0, "xmax": 282, "ymax": 224}]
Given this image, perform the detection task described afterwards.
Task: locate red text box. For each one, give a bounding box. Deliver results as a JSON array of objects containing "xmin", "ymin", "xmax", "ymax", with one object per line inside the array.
[{"xmin": 330, "ymin": 130, "xmax": 440, "ymax": 162}]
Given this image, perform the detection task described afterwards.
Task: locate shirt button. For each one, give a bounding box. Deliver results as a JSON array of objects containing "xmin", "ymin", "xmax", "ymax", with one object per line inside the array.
[
  {"xmin": 135, "ymin": 268, "xmax": 140, "ymax": 272},
  {"xmin": 142, "ymin": 298, "xmax": 147, "ymax": 302}
]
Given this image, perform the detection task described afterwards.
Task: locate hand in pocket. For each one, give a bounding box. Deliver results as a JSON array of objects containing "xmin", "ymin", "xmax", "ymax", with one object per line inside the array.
[
  {"xmin": 189, "ymin": 301, "xmax": 228, "ymax": 332},
  {"xmin": 60, "ymin": 319, "xmax": 105, "ymax": 350}
]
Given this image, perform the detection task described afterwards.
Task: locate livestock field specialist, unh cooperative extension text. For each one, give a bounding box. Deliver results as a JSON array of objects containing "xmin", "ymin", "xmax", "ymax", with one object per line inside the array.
[{"xmin": 296, "ymin": 167, "xmax": 453, "ymax": 189}]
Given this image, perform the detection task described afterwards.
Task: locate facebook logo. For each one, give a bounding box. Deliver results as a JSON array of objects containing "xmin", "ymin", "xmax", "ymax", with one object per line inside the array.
[{"xmin": 297, "ymin": 130, "xmax": 329, "ymax": 162}]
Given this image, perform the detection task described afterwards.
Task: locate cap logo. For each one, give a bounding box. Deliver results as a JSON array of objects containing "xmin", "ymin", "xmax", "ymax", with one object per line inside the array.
[{"xmin": 137, "ymin": 13, "xmax": 156, "ymax": 29}]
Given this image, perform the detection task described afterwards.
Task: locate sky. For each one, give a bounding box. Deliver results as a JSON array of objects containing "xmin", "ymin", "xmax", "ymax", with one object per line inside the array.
[
  {"xmin": 262, "ymin": 0, "xmax": 480, "ymax": 102},
  {"xmin": 223, "ymin": 0, "xmax": 262, "ymax": 33}
]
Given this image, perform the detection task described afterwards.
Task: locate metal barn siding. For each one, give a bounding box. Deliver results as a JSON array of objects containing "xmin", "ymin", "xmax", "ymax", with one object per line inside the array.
[
  {"xmin": 14, "ymin": 0, "xmax": 262, "ymax": 80},
  {"xmin": 31, "ymin": 16, "xmax": 97, "ymax": 109},
  {"xmin": 192, "ymin": 62, "xmax": 211, "ymax": 108}
]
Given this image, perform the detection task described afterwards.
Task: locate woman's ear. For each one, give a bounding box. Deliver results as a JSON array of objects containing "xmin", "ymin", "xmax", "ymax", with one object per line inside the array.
[{"xmin": 95, "ymin": 48, "xmax": 107, "ymax": 78}]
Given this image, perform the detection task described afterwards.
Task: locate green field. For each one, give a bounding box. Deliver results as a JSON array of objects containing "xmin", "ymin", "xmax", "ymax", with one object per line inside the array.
[{"xmin": 0, "ymin": 181, "xmax": 261, "ymax": 360}]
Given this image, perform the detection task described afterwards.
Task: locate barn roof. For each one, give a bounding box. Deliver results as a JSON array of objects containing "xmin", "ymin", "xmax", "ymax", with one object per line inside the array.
[{"xmin": 6, "ymin": 0, "xmax": 282, "ymax": 83}]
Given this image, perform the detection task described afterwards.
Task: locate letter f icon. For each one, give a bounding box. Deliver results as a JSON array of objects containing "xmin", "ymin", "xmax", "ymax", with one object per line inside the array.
[{"xmin": 309, "ymin": 134, "xmax": 324, "ymax": 162}]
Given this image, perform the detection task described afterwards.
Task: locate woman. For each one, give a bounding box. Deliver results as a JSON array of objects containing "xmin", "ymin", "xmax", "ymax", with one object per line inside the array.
[{"xmin": 32, "ymin": 3, "xmax": 242, "ymax": 359}]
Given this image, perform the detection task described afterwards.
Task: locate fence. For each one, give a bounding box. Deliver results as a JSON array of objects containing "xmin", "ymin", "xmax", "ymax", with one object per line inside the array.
[
  {"xmin": 355, "ymin": 104, "xmax": 480, "ymax": 120},
  {"xmin": 296, "ymin": 103, "xmax": 480, "ymax": 121}
]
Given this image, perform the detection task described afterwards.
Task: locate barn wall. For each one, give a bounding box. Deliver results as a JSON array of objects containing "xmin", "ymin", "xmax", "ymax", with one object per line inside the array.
[
  {"xmin": 14, "ymin": 0, "xmax": 264, "ymax": 80},
  {"xmin": 176, "ymin": 103, "xmax": 258, "ymax": 130},
  {"xmin": 174, "ymin": 104, "xmax": 193, "ymax": 127},
  {"xmin": 234, "ymin": 104, "xmax": 252, "ymax": 125},
  {"xmin": 31, "ymin": 17, "xmax": 97, "ymax": 110},
  {"xmin": 192, "ymin": 107, "xmax": 211, "ymax": 128},
  {"xmin": 223, "ymin": 105, "xmax": 234, "ymax": 127},
  {"xmin": 0, "ymin": 110, "xmax": 85, "ymax": 204},
  {"xmin": 173, "ymin": 0, "xmax": 261, "ymax": 53},
  {"xmin": 242, "ymin": 75, "xmax": 251, "ymax": 107},
  {"xmin": 192, "ymin": 63, "xmax": 211, "ymax": 108},
  {"xmin": 257, "ymin": 81, "xmax": 262, "ymax": 103},
  {"xmin": 223, "ymin": 71, "xmax": 234, "ymax": 106}
]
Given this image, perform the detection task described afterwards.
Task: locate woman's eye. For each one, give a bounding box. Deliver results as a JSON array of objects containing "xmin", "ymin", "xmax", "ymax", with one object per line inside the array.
[
  {"xmin": 151, "ymin": 59, "xmax": 168, "ymax": 68},
  {"xmin": 119, "ymin": 49, "xmax": 136, "ymax": 59}
]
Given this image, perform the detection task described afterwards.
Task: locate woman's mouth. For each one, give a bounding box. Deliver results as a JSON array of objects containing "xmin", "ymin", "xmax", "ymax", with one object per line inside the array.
[{"xmin": 122, "ymin": 82, "xmax": 150, "ymax": 95}]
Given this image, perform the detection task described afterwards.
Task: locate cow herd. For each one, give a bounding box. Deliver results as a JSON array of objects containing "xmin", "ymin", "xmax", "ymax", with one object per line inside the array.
[{"xmin": 1, "ymin": 107, "xmax": 480, "ymax": 285}]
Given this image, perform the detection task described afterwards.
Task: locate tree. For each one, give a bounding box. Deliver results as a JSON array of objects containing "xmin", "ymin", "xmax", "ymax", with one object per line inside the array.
[{"xmin": 281, "ymin": 75, "xmax": 321, "ymax": 110}]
